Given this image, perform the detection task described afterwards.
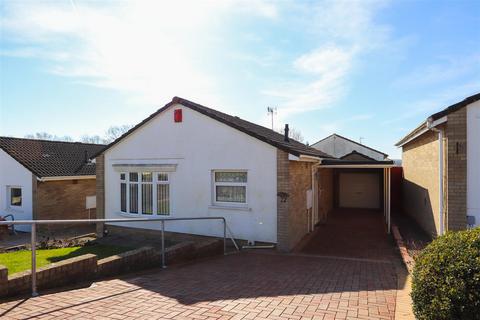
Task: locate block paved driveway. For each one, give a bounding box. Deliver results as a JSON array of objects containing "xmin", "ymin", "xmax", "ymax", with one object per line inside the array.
[{"xmin": 0, "ymin": 251, "xmax": 398, "ymax": 320}]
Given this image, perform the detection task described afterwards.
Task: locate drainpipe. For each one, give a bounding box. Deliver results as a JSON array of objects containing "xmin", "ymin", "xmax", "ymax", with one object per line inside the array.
[
  {"xmin": 427, "ymin": 118, "xmax": 444, "ymax": 236},
  {"xmin": 311, "ymin": 162, "xmax": 321, "ymax": 231}
]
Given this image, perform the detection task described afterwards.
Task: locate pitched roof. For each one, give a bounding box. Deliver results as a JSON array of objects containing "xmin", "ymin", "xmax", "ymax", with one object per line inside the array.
[
  {"xmin": 312, "ymin": 133, "xmax": 388, "ymax": 157},
  {"xmin": 429, "ymin": 92, "xmax": 480, "ymax": 120},
  {"xmin": 0, "ymin": 136, "xmax": 105, "ymax": 178},
  {"xmin": 340, "ymin": 150, "xmax": 377, "ymax": 161},
  {"xmin": 92, "ymin": 97, "xmax": 334, "ymax": 159},
  {"xmin": 396, "ymin": 92, "xmax": 480, "ymax": 147}
]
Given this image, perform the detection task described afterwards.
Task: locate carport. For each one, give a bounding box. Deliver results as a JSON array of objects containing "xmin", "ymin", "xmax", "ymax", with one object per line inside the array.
[{"xmin": 311, "ymin": 159, "xmax": 395, "ymax": 234}]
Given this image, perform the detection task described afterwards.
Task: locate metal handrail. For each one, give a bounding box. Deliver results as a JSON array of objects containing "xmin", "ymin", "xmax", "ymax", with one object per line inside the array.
[
  {"xmin": 0, "ymin": 217, "xmax": 239, "ymax": 297},
  {"xmin": 1, "ymin": 214, "xmax": 16, "ymax": 234}
]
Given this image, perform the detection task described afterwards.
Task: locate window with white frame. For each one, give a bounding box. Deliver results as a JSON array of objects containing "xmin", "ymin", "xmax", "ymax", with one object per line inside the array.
[
  {"xmin": 120, "ymin": 172, "xmax": 170, "ymax": 215},
  {"xmin": 213, "ymin": 171, "xmax": 247, "ymax": 206},
  {"xmin": 8, "ymin": 187, "xmax": 22, "ymax": 208}
]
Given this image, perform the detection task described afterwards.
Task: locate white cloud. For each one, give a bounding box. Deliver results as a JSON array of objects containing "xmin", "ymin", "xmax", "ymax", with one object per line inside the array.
[
  {"xmin": 1, "ymin": 0, "xmax": 391, "ymax": 123},
  {"xmin": 262, "ymin": 0, "xmax": 392, "ymax": 117},
  {"xmin": 393, "ymin": 54, "xmax": 480, "ymax": 88},
  {"xmin": 0, "ymin": 0, "xmax": 279, "ymax": 109},
  {"xmin": 382, "ymin": 81, "xmax": 480, "ymax": 126}
]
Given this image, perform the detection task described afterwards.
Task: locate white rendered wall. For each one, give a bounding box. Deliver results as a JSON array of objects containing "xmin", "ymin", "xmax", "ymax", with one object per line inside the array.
[
  {"xmin": 312, "ymin": 135, "xmax": 385, "ymax": 160},
  {"xmin": 0, "ymin": 149, "xmax": 33, "ymax": 232},
  {"xmin": 467, "ymin": 100, "xmax": 480, "ymax": 227},
  {"xmin": 103, "ymin": 104, "xmax": 278, "ymax": 243}
]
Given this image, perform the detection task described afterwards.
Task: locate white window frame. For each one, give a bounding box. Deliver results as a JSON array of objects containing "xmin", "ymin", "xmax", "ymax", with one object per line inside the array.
[
  {"xmin": 120, "ymin": 173, "xmax": 127, "ymax": 213},
  {"xmin": 119, "ymin": 172, "xmax": 170, "ymax": 216},
  {"xmin": 7, "ymin": 186, "xmax": 23, "ymax": 209},
  {"xmin": 212, "ymin": 170, "xmax": 248, "ymax": 208},
  {"xmin": 156, "ymin": 173, "xmax": 170, "ymax": 215}
]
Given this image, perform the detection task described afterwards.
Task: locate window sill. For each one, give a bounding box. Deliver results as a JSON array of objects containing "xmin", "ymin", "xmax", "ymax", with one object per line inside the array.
[
  {"xmin": 116, "ymin": 212, "xmax": 171, "ymax": 219},
  {"xmin": 5, "ymin": 207, "xmax": 24, "ymax": 214},
  {"xmin": 208, "ymin": 205, "xmax": 252, "ymax": 212}
]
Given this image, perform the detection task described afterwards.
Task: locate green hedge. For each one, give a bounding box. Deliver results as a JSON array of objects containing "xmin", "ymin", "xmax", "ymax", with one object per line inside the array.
[{"xmin": 411, "ymin": 227, "xmax": 480, "ymax": 320}]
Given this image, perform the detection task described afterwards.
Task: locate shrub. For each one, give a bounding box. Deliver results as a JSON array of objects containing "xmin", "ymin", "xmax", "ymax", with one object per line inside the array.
[{"xmin": 411, "ymin": 227, "xmax": 480, "ymax": 320}]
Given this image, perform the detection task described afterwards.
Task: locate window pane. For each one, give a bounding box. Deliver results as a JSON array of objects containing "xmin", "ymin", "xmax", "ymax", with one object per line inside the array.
[
  {"xmin": 10, "ymin": 188, "xmax": 22, "ymax": 206},
  {"xmin": 142, "ymin": 184, "xmax": 153, "ymax": 214},
  {"xmin": 120, "ymin": 183, "xmax": 127, "ymax": 212},
  {"xmin": 157, "ymin": 173, "xmax": 168, "ymax": 182},
  {"xmin": 215, "ymin": 172, "xmax": 247, "ymax": 183},
  {"xmin": 129, "ymin": 184, "xmax": 138, "ymax": 213},
  {"xmin": 142, "ymin": 172, "xmax": 152, "ymax": 182},
  {"xmin": 157, "ymin": 184, "xmax": 170, "ymax": 215},
  {"xmin": 129, "ymin": 172, "xmax": 138, "ymax": 182},
  {"xmin": 216, "ymin": 186, "xmax": 246, "ymax": 203},
  {"xmin": 120, "ymin": 173, "xmax": 126, "ymax": 180}
]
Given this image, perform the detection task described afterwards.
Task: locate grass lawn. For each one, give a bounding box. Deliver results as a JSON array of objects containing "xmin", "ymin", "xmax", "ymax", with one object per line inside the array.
[{"xmin": 0, "ymin": 245, "xmax": 132, "ymax": 275}]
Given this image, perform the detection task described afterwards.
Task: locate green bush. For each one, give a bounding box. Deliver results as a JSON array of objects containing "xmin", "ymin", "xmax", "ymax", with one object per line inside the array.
[{"xmin": 411, "ymin": 227, "xmax": 480, "ymax": 320}]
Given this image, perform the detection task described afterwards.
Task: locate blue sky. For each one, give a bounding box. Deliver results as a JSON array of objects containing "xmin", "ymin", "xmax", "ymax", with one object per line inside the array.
[{"xmin": 0, "ymin": 0, "xmax": 479, "ymax": 158}]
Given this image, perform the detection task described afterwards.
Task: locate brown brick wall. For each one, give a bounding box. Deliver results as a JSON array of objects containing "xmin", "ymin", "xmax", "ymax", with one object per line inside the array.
[
  {"xmin": 36, "ymin": 179, "xmax": 96, "ymax": 230},
  {"xmin": 318, "ymin": 168, "xmax": 334, "ymax": 223},
  {"xmin": 288, "ymin": 161, "xmax": 312, "ymax": 249},
  {"xmin": 445, "ymin": 108, "xmax": 467, "ymax": 230},
  {"xmin": 276, "ymin": 150, "xmax": 290, "ymax": 251},
  {"xmin": 96, "ymin": 154, "xmax": 105, "ymax": 236},
  {"xmin": 402, "ymin": 130, "xmax": 442, "ymax": 236},
  {"xmin": 276, "ymin": 149, "xmax": 313, "ymax": 252}
]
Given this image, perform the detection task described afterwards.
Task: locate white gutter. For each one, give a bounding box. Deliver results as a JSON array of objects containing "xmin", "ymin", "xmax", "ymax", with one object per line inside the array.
[
  {"xmin": 288, "ymin": 154, "xmax": 323, "ymax": 162},
  {"xmin": 396, "ymin": 116, "xmax": 447, "ymax": 147},
  {"xmin": 427, "ymin": 117, "xmax": 445, "ymax": 236},
  {"xmin": 38, "ymin": 175, "xmax": 96, "ymax": 182}
]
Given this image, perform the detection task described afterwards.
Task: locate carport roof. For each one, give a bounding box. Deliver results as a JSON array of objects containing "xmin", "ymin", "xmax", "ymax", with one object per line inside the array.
[{"xmin": 319, "ymin": 158, "xmax": 394, "ymax": 167}]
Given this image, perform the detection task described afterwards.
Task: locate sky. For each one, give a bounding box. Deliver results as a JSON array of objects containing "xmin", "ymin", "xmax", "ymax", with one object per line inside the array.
[{"xmin": 0, "ymin": 0, "xmax": 479, "ymax": 159}]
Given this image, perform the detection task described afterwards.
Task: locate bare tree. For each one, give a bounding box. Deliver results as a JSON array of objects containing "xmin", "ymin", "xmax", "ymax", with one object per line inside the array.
[
  {"xmin": 25, "ymin": 132, "xmax": 73, "ymax": 142},
  {"xmin": 278, "ymin": 126, "xmax": 305, "ymax": 143},
  {"xmin": 81, "ymin": 135, "xmax": 105, "ymax": 144},
  {"xmin": 104, "ymin": 125, "xmax": 133, "ymax": 143}
]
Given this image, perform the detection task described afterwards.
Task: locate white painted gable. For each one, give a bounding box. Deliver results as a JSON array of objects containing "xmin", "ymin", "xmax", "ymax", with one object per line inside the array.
[
  {"xmin": 103, "ymin": 103, "xmax": 278, "ymax": 243},
  {"xmin": 0, "ymin": 149, "xmax": 33, "ymax": 232}
]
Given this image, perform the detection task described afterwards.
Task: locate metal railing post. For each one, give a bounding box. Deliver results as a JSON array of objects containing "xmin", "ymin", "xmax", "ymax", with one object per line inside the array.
[
  {"xmin": 223, "ymin": 219, "xmax": 227, "ymax": 255},
  {"xmin": 31, "ymin": 223, "xmax": 38, "ymax": 297},
  {"xmin": 161, "ymin": 220, "xmax": 166, "ymax": 268}
]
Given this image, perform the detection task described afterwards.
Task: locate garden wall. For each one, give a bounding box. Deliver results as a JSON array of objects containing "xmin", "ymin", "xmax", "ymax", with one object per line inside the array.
[{"xmin": 0, "ymin": 239, "xmax": 223, "ymax": 299}]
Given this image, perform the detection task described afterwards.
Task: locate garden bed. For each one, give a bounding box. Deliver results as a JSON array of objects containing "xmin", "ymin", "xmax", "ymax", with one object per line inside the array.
[
  {"xmin": 392, "ymin": 212, "xmax": 431, "ymax": 260},
  {"xmin": 0, "ymin": 244, "xmax": 132, "ymax": 274}
]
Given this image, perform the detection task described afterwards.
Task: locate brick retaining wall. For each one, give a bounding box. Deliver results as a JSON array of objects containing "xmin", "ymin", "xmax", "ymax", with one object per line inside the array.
[{"xmin": 0, "ymin": 239, "xmax": 223, "ymax": 299}]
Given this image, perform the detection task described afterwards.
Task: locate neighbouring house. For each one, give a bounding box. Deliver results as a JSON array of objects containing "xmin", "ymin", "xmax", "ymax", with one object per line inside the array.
[
  {"xmin": 311, "ymin": 133, "xmax": 389, "ymax": 161},
  {"xmin": 396, "ymin": 92, "xmax": 480, "ymax": 237},
  {"xmin": 0, "ymin": 137, "xmax": 105, "ymax": 232},
  {"xmin": 93, "ymin": 97, "xmax": 394, "ymax": 251},
  {"xmin": 311, "ymin": 134, "xmax": 392, "ymax": 210}
]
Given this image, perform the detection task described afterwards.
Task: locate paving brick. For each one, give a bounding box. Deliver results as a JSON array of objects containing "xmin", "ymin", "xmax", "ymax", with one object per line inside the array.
[{"xmin": 0, "ymin": 252, "xmax": 397, "ymax": 320}]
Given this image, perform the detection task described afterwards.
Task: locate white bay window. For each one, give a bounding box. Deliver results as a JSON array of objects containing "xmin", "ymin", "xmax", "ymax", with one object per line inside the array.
[
  {"xmin": 213, "ymin": 171, "xmax": 247, "ymax": 206},
  {"xmin": 120, "ymin": 172, "xmax": 170, "ymax": 215}
]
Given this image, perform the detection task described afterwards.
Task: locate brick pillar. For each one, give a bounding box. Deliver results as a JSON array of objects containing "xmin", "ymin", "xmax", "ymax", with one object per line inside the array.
[
  {"xmin": 0, "ymin": 265, "xmax": 7, "ymax": 297},
  {"xmin": 446, "ymin": 108, "xmax": 467, "ymax": 231},
  {"xmin": 96, "ymin": 154, "xmax": 105, "ymax": 237},
  {"xmin": 276, "ymin": 150, "xmax": 290, "ymax": 252}
]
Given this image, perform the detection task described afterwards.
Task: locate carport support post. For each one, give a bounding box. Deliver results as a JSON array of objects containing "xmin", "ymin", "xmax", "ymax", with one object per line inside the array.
[
  {"xmin": 31, "ymin": 223, "xmax": 38, "ymax": 297},
  {"xmin": 387, "ymin": 168, "xmax": 391, "ymax": 234},
  {"xmin": 383, "ymin": 168, "xmax": 386, "ymax": 218}
]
